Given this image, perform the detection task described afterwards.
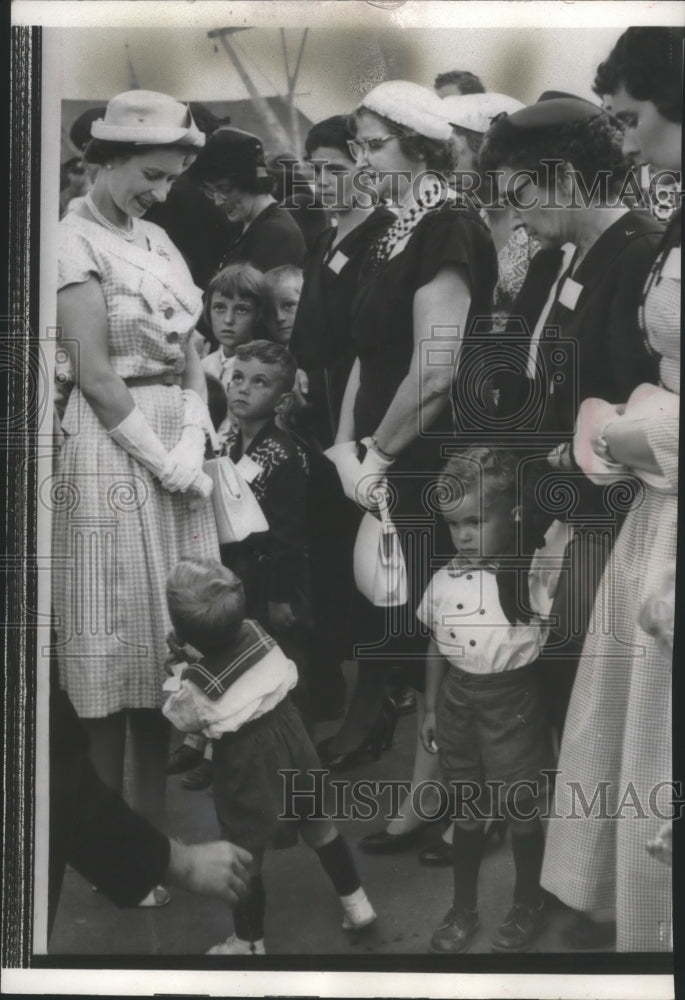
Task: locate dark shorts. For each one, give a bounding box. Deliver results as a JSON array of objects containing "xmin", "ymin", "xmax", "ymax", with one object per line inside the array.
[
  {"xmin": 436, "ymin": 661, "xmax": 552, "ymax": 815},
  {"xmin": 212, "ymin": 695, "xmax": 323, "ymax": 856}
]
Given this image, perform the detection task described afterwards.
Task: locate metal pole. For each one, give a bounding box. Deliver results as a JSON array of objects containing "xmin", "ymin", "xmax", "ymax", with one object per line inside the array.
[{"xmin": 209, "ymin": 28, "xmax": 292, "ymax": 151}]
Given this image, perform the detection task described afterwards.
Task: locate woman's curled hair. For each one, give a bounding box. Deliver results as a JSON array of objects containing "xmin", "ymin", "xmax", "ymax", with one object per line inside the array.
[{"xmin": 594, "ymin": 27, "xmax": 684, "ymax": 123}]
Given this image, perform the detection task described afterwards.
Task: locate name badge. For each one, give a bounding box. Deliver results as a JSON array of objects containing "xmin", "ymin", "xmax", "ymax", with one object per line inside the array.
[
  {"xmin": 661, "ymin": 247, "xmax": 681, "ymax": 281},
  {"xmin": 327, "ymin": 250, "xmax": 349, "ymax": 275},
  {"xmin": 235, "ymin": 454, "xmax": 263, "ymax": 483},
  {"xmin": 558, "ymin": 277, "xmax": 583, "ymax": 311}
]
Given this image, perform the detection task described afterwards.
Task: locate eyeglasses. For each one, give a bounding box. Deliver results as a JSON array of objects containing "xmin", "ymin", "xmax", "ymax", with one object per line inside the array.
[
  {"xmin": 201, "ymin": 182, "xmax": 236, "ymax": 203},
  {"xmin": 347, "ymin": 133, "xmax": 416, "ymax": 159}
]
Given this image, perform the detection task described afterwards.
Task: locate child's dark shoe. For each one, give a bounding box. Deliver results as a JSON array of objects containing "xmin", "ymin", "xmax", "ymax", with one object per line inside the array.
[
  {"xmin": 167, "ymin": 744, "xmax": 203, "ymax": 775},
  {"xmin": 491, "ymin": 899, "xmax": 547, "ymax": 952},
  {"xmin": 430, "ymin": 907, "xmax": 479, "ymax": 953},
  {"xmin": 180, "ymin": 759, "xmax": 213, "ymax": 790}
]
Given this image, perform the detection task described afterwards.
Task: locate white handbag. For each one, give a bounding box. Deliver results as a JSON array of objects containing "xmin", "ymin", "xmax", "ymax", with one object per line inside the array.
[
  {"xmin": 203, "ymin": 455, "xmax": 268, "ymax": 544},
  {"xmin": 353, "ymin": 485, "xmax": 407, "ymax": 607}
]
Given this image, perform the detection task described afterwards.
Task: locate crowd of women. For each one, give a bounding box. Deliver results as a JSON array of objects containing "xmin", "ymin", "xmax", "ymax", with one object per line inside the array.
[{"xmin": 52, "ymin": 25, "xmax": 680, "ymax": 954}]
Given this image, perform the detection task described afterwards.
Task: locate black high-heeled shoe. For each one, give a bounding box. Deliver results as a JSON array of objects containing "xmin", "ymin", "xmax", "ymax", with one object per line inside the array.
[{"xmin": 316, "ymin": 698, "xmax": 398, "ymax": 771}]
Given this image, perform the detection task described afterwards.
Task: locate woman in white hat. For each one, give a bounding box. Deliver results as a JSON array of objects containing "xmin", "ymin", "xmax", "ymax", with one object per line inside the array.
[
  {"xmin": 322, "ymin": 81, "xmax": 498, "ymax": 842},
  {"xmin": 53, "ymin": 90, "xmax": 219, "ymax": 905}
]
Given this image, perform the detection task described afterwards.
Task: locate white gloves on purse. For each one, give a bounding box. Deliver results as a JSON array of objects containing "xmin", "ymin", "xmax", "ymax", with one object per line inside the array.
[
  {"xmin": 324, "ymin": 438, "xmax": 394, "ymax": 509},
  {"xmin": 108, "ymin": 406, "xmax": 212, "ymax": 498}
]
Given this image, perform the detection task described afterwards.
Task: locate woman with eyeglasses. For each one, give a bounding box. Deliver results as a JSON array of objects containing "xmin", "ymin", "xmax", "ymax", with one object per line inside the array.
[
  {"xmin": 540, "ymin": 26, "xmax": 681, "ymax": 954},
  {"xmin": 53, "ymin": 91, "xmax": 221, "ymax": 906},
  {"xmin": 322, "ymin": 81, "xmax": 498, "ymax": 850},
  {"xmin": 187, "ymin": 127, "xmax": 306, "ymax": 273},
  {"xmin": 478, "ymin": 95, "xmax": 664, "ymax": 757}
]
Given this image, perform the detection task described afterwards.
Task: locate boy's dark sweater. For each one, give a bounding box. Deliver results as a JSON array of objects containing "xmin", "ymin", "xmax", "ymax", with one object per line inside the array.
[{"xmin": 222, "ymin": 419, "xmax": 310, "ymax": 617}]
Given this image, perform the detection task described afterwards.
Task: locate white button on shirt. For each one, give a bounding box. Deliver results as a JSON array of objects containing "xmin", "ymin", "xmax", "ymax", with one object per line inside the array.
[{"xmin": 416, "ymin": 530, "xmax": 566, "ymax": 675}]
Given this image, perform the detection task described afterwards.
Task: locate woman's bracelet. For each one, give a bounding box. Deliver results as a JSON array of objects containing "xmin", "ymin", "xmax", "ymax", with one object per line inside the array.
[{"xmin": 370, "ymin": 434, "xmax": 396, "ymax": 462}]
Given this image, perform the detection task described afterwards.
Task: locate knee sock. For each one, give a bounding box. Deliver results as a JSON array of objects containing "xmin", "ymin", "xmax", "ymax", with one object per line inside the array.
[
  {"xmin": 511, "ymin": 819, "xmax": 545, "ymax": 907},
  {"xmin": 451, "ymin": 825, "xmax": 486, "ymax": 911},
  {"xmin": 233, "ymin": 876, "xmax": 266, "ymax": 942},
  {"xmin": 315, "ymin": 834, "xmax": 361, "ymax": 897}
]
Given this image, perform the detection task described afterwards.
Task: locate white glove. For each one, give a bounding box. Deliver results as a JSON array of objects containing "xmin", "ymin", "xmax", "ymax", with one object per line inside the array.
[
  {"xmin": 108, "ymin": 407, "xmax": 212, "ymax": 498},
  {"xmin": 163, "ymin": 425, "xmax": 207, "ymax": 493},
  {"xmin": 181, "ymin": 388, "xmax": 219, "ymax": 453},
  {"xmin": 356, "ymin": 437, "xmax": 394, "ymax": 509},
  {"xmin": 324, "ymin": 441, "xmax": 363, "ymax": 501},
  {"xmin": 162, "ymin": 388, "xmax": 216, "ymax": 494}
]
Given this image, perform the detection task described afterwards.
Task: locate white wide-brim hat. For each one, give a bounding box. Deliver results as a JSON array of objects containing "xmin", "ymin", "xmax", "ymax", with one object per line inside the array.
[
  {"xmin": 90, "ymin": 90, "xmax": 205, "ymax": 147},
  {"xmin": 359, "ymin": 80, "xmax": 453, "ymax": 141},
  {"xmin": 441, "ymin": 93, "xmax": 526, "ymax": 134}
]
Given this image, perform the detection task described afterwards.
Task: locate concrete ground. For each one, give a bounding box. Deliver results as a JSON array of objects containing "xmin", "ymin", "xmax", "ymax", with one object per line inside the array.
[{"xmin": 49, "ymin": 674, "xmax": 610, "ymax": 959}]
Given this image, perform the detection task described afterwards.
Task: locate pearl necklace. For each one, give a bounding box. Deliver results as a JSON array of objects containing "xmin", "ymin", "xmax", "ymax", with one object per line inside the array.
[{"xmin": 85, "ymin": 194, "xmax": 138, "ymax": 242}]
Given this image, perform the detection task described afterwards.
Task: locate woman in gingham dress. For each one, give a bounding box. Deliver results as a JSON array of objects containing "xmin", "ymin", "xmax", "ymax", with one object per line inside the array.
[
  {"xmin": 541, "ymin": 28, "xmax": 681, "ymax": 951},
  {"xmin": 53, "ymin": 92, "xmax": 220, "ymax": 878}
]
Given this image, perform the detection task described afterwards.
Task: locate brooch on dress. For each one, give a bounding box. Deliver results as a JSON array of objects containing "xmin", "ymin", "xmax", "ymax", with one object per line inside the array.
[{"xmin": 155, "ymin": 245, "xmax": 172, "ymax": 260}]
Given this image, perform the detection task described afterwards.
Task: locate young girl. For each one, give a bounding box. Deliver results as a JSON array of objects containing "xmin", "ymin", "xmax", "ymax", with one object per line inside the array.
[
  {"xmin": 202, "ymin": 263, "xmax": 274, "ymax": 443},
  {"xmin": 420, "ymin": 448, "xmax": 563, "ymax": 953},
  {"xmin": 164, "ymin": 557, "xmax": 376, "ymax": 955}
]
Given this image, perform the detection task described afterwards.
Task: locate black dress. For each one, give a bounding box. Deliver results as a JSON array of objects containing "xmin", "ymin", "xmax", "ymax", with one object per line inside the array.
[
  {"xmin": 350, "ymin": 197, "xmax": 498, "ymax": 681},
  {"xmin": 291, "ymin": 207, "xmax": 395, "ymax": 449},
  {"xmin": 219, "ymin": 201, "xmax": 306, "ymax": 272}
]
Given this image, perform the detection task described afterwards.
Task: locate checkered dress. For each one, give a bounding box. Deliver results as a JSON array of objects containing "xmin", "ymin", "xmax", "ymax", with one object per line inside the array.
[
  {"xmin": 541, "ymin": 259, "xmax": 679, "ymax": 952},
  {"xmin": 52, "ymin": 215, "xmax": 220, "ymax": 717}
]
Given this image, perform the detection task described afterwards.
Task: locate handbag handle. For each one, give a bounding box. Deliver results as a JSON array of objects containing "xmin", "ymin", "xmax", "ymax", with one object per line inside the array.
[{"xmin": 376, "ymin": 479, "xmax": 398, "ymax": 564}]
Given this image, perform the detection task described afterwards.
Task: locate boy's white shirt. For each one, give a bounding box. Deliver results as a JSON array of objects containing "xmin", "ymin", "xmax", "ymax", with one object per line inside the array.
[
  {"xmin": 162, "ymin": 644, "xmax": 298, "ymax": 738},
  {"xmin": 416, "ymin": 519, "xmax": 570, "ymax": 675}
]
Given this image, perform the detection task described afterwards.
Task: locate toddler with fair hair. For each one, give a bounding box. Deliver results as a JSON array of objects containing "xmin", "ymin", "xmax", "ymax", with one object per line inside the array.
[{"xmin": 163, "ymin": 556, "xmax": 376, "ymax": 955}]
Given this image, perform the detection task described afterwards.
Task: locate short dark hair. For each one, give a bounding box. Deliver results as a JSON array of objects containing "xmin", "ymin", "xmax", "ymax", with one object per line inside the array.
[
  {"xmin": 435, "ymin": 70, "xmax": 486, "ymax": 95},
  {"xmin": 594, "ymin": 27, "xmax": 684, "ymax": 123},
  {"xmin": 203, "ymin": 263, "xmax": 272, "ymax": 337},
  {"xmin": 305, "ymin": 115, "xmax": 354, "ymax": 160},
  {"xmin": 233, "ymin": 339, "xmax": 297, "ymax": 392},
  {"xmin": 349, "ymin": 108, "xmax": 454, "ymax": 174},
  {"xmin": 479, "ymin": 113, "xmax": 629, "ymax": 197},
  {"xmin": 166, "ymin": 557, "xmax": 245, "ymax": 654},
  {"xmin": 83, "ymin": 138, "xmax": 199, "ymax": 167}
]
